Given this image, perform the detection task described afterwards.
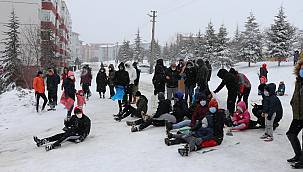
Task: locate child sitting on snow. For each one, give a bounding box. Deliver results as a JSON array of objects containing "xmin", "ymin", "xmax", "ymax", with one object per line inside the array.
[
  {"xmin": 276, "ymin": 81, "xmax": 285, "ymax": 96},
  {"xmin": 230, "ymin": 101, "xmax": 250, "ymax": 131},
  {"xmin": 114, "ymin": 91, "xmax": 148, "ymax": 122},
  {"xmin": 76, "ymin": 90, "xmax": 86, "ymax": 110}
]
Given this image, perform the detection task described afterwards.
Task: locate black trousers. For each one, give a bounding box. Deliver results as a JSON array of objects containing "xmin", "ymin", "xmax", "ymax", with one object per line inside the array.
[
  {"xmin": 82, "ymin": 83, "xmax": 91, "ymax": 98},
  {"xmin": 48, "ymin": 90, "xmax": 57, "ymax": 107},
  {"xmin": 45, "ymin": 131, "xmax": 81, "ymax": 147},
  {"xmin": 128, "ymin": 84, "xmax": 134, "ymax": 103},
  {"xmin": 286, "ymin": 119, "xmax": 303, "ymax": 161},
  {"xmin": 238, "ymin": 87, "xmax": 251, "ymax": 108},
  {"xmin": 227, "ymin": 92, "xmax": 237, "ymax": 115},
  {"xmin": 133, "ymin": 118, "xmax": 166, "ymax": 131},
  {"xmin": 120, "ymin": 105, "xmax": 141, "ymax": 119},
  {"xmin": 36, "ymin": 93, "xmax": 47, "ymax": 112},
  {"xmin": 67, "ymin": 104, "xmax": 74, "ymax": 117},
  {"xmin": 109, "ymin": 85, "xmax": 115, "ymax": 98}
]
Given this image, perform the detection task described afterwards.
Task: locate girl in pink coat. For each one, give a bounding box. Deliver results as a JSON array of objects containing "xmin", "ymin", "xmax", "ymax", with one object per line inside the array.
[
  {"xmin": 231, "ymin": 101, "xmax": 250, "ymax": 131},
  {"xmin": 76, "ymin": 90, "xmax": 86, "ymax": 110}
]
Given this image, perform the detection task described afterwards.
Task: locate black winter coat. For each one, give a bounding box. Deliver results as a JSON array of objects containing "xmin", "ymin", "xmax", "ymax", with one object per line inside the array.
[
  {"xmin": 165, "ymin": 67, "xmax": 180, "ymax": 88},
  {"xmin": 96, "ymin": 71, "xmax": 108, "ymax": 92},
  {"xmin": 108, "ymin": 69, "xmax": 115, "ymax": 86},
  {"xmin": 184, "ymin": 66, "xmax": 197, "ymax": 87},
  {"xmin": 153, "ymin": 64, "xmax": 166, "ymax": 93},
  {"xmin": 153, "ymin": 99, "xmax": 172, "ymax": 118},
  {"xmin": 134, "ymin": 67, "xmax": 141, "ymax": 86},
  {"xmin": 262, "ymin": 83, "xmax": 283, "ymax": 120},
  {"xmin": 214, "ymin": 69, "xmax": 238, "ymax": 96},
  {"xmin": 136, "ymin": 95, "xmax": 148, "ymax": 114},
  {"xmin": 63, "ymin": 78, "xmax": 76, "ymax": 100},
  {"xmin": 172, "ymin": 100, "xmax": 190, "ymax": 123},
  {"xmin": 206, "ymin": 63, "xmax": 212, "ymax": 81},
  {"xmin": 196, "ymin": 60, "xmax": 209, "ymax": 89},
  {"xmin": 46, "ymin": 74, "xmax": 60, "ymax": 92},
  {"xmin": 65, "ymin": 114, "xmax": 91, "ymax": 139},
  {"xmin": 114, "ymin": 70, "xmax": 130, "ymax": 87}
]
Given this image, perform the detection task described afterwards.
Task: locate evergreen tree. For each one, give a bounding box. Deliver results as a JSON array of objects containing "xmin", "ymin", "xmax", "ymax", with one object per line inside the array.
[
  {"xmin": 0, "ymin": 10, "xmax": 22, "ymax": 93},
  {"xmin": 240, "ymin": 12, "xmax": 263, "ymax": 67},
  {"xmin": 230, "ymin": 25, "xmax": 243, "ymax": 62},
  {"xmin": 148, "ymin": 40, "xmax": 161, "ymax": 61},
  {"xmin": 204, "ymin": 22, "xmax": 217, "ymax": 62},
  {"xmin": 133, "ymin": 29, "xmax": 144, "ymax": 62},
  {"xmin": 215, "ymin": 24, "xmax": 233, "ymax": 68},
  {"xmin": 162, "ymin": 43, "xmax": 170, "ymax": 61},
  {"xmin": 195, "ymin": 30, "xmax": 206, "ymax": 58},
  {"xmin": 117, "ymin": 40, "xmax": 133, "ymax": 63},
  {"xmin": 267, "ymin": 7, "xmax": 296, "ymax": 66}
]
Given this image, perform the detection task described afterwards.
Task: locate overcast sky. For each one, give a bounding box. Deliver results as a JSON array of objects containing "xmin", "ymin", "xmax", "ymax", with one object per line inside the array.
[{"xmin": 65, "ymin": 0, "xmax": 303, "ymax": 45}]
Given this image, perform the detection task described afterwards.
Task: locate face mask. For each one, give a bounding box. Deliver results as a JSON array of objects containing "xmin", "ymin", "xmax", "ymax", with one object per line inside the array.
[
  {"xmin": 76, "ymin": 113, "xmax": 82, "ymax": 118},
  {"xmin": 119, "ymin": 67, "xmax": 123, "ymax": 71},
  {"xmin": 200, "ymin": 100, "xmax": 207, "ymax": 106},
  {"xmin": 209, "ymin": 107, "xmax": 217, "ymax": 113},
  {"xmin": 172, "ymin": 68, "xmax": 176, "ymax": 71},
  {"xmin": 300, "ymin": 69, "xmax": 303, "ymax": 78},
  {"xmin": 264, "ymin": 90, "xmax": 269, "ymax": 97}
]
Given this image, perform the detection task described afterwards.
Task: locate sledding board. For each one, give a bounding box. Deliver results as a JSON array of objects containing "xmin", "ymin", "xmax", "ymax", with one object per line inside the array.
[
  {"xmin": 112, "ymin": 86, "xmax": 125, "ymax": 101},
  {"xmin": 195, "ymin": 142, "xmax": 241, "ymax": 154},
  {"xmin": 60, "ymin": 92, "xmax": 75, "ymax": 110},
  {"xmin": 178, "ymin": 79, "xmax": 185, "ymax": 94}
]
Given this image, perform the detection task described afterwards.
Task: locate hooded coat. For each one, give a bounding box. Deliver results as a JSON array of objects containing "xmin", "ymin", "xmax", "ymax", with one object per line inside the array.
[
  {"xmin": 165, "ymin": 67, "xmax": 180, "ymax": 88},
  {"xmin": 172, "ymin": 99, "xmax": 190, "ymax": 123},
  {"xmin": 214, "ymin": 69, "xmax": 238, "ymax": 95},
  {"xmin": 152, "ymin": 59, "xmax": 166, "ymax": 93},
  {"xmin": 290, "ymin": 78, "xmax": 303, "ymax": 120},
  {"xmin": 184, "ymin": 61, "xmax": 197, "ymax": 87},
  {"xmin": 125, "ymin": 62, "xmax": 137, "ymax": 85},
  {"xmin": 262, "ymin": 83, "xmax": 283, "ymax": 121},
  {"xmin": 96, "ymin": 68, "xmax": 108, "ymax": 92},
  {"xmin": 108, "ymin": 64, "xmax": 116, "ymax": 86},
  {"xmin": 114, "ymin": 62, "xmax": 130, "ymax": 87},
  {"xmin": 153, "ymin": 99, "xmax": 172, "ymax": 118},
  {"xmin": 232, "ymin": 101, "xmax": 250, "ymax": 129},
  {"xmin": 196, "ymin": 59, "xmax": 209, "ymax": 89}
]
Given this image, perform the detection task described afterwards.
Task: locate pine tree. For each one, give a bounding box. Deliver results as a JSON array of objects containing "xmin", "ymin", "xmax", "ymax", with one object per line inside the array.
[
  {"xmin": 230, "ymin": 25, "xmax": 243, "ymax": 62},
  {"xmin": 117, "ymin": 40, "xmax": 133, "ymax": 63},
  {"xmin": 204, "ymin": 22, "xmax": 217, "ymax": 62},
  {"xmin": 0, "ymin": 10, "xmax": 22, "ymax": 93},
  {"xmin": 133, "ymin": 29, "xmax": 144, "ymax": 62},
  {"xmin": 148, "ymin": 40, "xmax": 161, "ymax": 62},
  {"xmin": 240, "ymin": 12, "xmax": 263, "ymax": 67},
  {"xmin": 215, "ymin": 24, "xmax": 233, "ymax": 68},
  {"xmin": 195, "ymin": 30, "xmax": 206, "ymax": 58},
  {"xmin": 267, "ymin": 7, "xmax": 296, "ymax": 66},
  {"xmin": 162, "ymin": 43, "xmax": 170, "ymax": 61}
]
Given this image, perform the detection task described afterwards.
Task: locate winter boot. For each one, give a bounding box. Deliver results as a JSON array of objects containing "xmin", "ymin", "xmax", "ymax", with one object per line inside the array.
[
  {"xmin": 165, "ymin": 121, "xmax": 173, "ymax": 134},
  {"xmin": 287, "ymin": 156, "xmax": 301, "ymax": 163},
  {"xmin": 103, "ymin": 94, "xmax": 105, "ymax": 99},
  {"xmin": 114, "ymin": 116, "xmax": 122, "ymax": 122},
  {"xmin": 131, "ymin": 126, "xmax": 139, "ymax": 132},
  {"xmin": 292, "ymin": 161, "xmax": 303, "ymax": 169},
  {"xmin": 167, "ymin": 132, "xmax": 174, "ymax": 139},
  {"xmin": 226, "ymin": 128, "xmax": 233, "ymax": 136},
  {"xmin": 178, "ymin": 144, "xmax": 190, "ymax": 156},
  {"xmin": 164, "ymin": 138, "xmax": 182, "ymax": 146},
  {"xmin": 33, "ymin": 136, "xmax": 48, "ymax": 147},
  {"xmin": 45, "ymin": 144, "xmax": 61, "ymax": 151}
]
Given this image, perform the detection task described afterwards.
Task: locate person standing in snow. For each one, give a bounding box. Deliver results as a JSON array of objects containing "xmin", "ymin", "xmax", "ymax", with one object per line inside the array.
[
  {"xmin": 63, "ymin": 71, "xmax": 76, "ymax": 117},
  {"xmin": 46, "ymin": 68, "xmax": 60, "ymax": 109},
  {"xmin": 184, "ymin": 61, "xmax": 197, "ymax": 105},
  {"xmin": 294, "ymin": 50, "xmax": 300, "ymax": 66},
  {"xmin": 152, "ymin": 59, "xmax": 166, "ymax": 95},
  {"xmin": 113, "ymin": 62, "xmax": 130, "ymax": 114},
  {"xmin": 214, "ymin": 69, "xmax": 238, "ymax": 115},
  {"xmin": 80, "ymin": 65, "xmax": 92, "ymax": 99},
  {"xmin": 61, "ymin": 67, "xmax": 69, "ymax": 90},
  {"xmin": 125, "ymin": 62, "xmax": 137, "ymax": 104},
  {"xmin": 260, "ymin": 83, "xmax": 283, "ymax": 142},
  {"xmin": 108, "ymin": 64, "xmax": 116, "ymax": 99},
  {"xmin": 286, "ymin": 60, "xmax": 303, "ymax": 169},
  {"xmin": 205, "ymin": 60, "xmax": 212, "ymax": 82},
  {"xmin": 96, "ymin": 67, "xmax": 108, "ymax": 99},
  {"xmin": 33, "ymin": 107, "xmax": 91, "ymax": 151},
  {"xmin": 132, "ymin": 62, "xmax": 141, "ymax": 103},
  {"xmin": 196, "ymin": 59, "xmax": 209, "ymax": 94},
  {"xmin": 165, "ymin": 63, "xmax": 180, "ymax": 101},
  {"xmin": 229, "ymin": 68, "xmax": 251, "ymax": 108},
  {"xmin": 33, "ymin": 71, "xmax": 48, "ymax": 112},
  {"xmin": 259, "ymin": 63, "xmax": 268, "ymax": 81}
]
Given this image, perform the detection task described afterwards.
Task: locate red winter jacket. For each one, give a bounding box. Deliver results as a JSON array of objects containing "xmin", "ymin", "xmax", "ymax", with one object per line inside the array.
[
  {"xmin": 232, "ymin": 101, "xmax": 250, "ymax": 130},
  {"xmin": 190, "ymin": 104, "xmax": 209, "ymax": 127},
  {"xmin": 237, "ymin": 73, "xmax": 251, "ymax": 94}
]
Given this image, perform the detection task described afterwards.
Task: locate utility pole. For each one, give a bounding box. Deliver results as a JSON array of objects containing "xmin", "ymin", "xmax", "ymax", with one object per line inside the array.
[{"xmin": 148, "ymin": 10, "xmax": 157, "ymax": 74}]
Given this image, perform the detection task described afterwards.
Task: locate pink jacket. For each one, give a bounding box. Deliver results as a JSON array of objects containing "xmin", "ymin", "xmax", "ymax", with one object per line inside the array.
[
  {"xmin": 232, "ymin": 101, "xmax": 250, "ymax": 129},
  {"xmin": 76, "ymin": 94, "xmax": 86, "ymax": 108}
]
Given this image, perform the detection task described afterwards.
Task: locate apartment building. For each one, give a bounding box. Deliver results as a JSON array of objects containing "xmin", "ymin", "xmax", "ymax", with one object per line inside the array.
[{"xmin": 70, "ymin": 31, "xmax": 82, "ymax": 64}]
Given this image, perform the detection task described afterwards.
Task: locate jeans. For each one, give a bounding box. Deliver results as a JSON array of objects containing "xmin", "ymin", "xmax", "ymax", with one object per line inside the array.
[
  {"xmin": 172, "ymin": 120, "xmax": 191, "ymax": 129},
  {"xmin": 265, "ymin": 113, "xmax": 276, "ymax": 137},
  {"xmin": 167, "ymin": 87, "xmax": 177, "ymax": 100},
  {"xmin": 185, "ymin": 86, "xmax": 195, "ymax": 104}
]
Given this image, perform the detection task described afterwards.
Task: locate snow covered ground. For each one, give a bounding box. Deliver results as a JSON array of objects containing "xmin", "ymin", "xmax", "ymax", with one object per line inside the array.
[{"xmin": 0, "ymin": 61, "xmax": 300, "ymax": 172}]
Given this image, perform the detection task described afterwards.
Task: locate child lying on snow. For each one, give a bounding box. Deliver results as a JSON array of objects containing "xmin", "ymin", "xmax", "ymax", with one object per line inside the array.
[{"xmin": 164, "ymin": 99, "xmax": 225, "ymax": 156}]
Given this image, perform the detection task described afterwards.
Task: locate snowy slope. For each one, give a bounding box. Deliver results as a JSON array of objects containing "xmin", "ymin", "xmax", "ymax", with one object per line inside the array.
[{"xmin": 0, "ymin": 61, "xmax": 299, "ymax": 172}]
